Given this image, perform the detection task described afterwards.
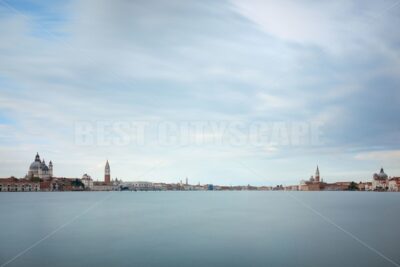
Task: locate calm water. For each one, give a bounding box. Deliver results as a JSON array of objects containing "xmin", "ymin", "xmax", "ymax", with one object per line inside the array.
[{"xmin": 0, "ymin": 192, "xmax": 400, "ymax": 267}]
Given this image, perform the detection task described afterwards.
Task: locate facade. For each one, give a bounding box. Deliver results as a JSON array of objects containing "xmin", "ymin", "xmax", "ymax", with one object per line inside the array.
[
  {"xmin": 372, "ymin": 168, "xmax": 388, "ymax": 191},
  {"xmin": 299, "ymin": 166, "xmax": 323, "ymax": 191},
  {"xmin": 0, "ymin": 177, "xmax": 40, "ymax": 192},
  {"xmin": 105, "ymin": 160, "xmax": 110, "ymax": 184},
  {"xmin": 358, "ymin": 182, "xmax": 372, "ymax": 191},
  {"xmin": 81, "ymin": 173, "xmax": 94, "ymax": 190},
  {"xmin": 121, "ymin": 181, "xmax": 153, "ymax": 191},
  {"xmin": 323, "ymin": 182, "xmax": 351, "ymax": 191},
  {"xmin": 27, "ymin": 153, "xmax": 53, "ymax": 180},
  {"xmin": 388, "ymin": 177, "xmax": 400, "ymax": 192},
  {"xmin": 92, "ymin": 182, "xmax": 119, "ymax": 191},
  {"xmin": 40, "ymin": 178, "xmax": 82, "ymax": 191}
]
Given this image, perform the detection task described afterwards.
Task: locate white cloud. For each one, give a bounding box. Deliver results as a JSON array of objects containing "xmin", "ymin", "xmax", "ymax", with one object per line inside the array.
[
  {"xmin": 230, "ymin": 0, "xmax": 398, "ymax": 55},
  {"xmin": 355, "ymin": 150, "xmax": 400, "ymax": 161}
]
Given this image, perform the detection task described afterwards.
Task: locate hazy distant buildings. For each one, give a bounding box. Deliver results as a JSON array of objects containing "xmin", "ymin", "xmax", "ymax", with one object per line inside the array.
[
  {"xmin": 121, "ymin": 181, "xmax": 153, "ymax": 191},
  {"xmin": 372, "ymin": 168, "xmax": 388, "ymax": 191},
  {"xmin": 299, "ymin": 166, "xmax": 323, "ymax": 191},
  {"xmin": 92, "ymin": 161, "xmax": 119, "ymax": 191},
  {"xmin": 388, "ymin": 177, "xmax": 400, "ymax": 192},
  {"xmin": 0, "ymin": 177, "xmax": 40, "ymax": 192},
  {"xmin": 3, "ymin": 153, "xmax": 400, "ymax": 193},
  {"xmin": 81, "ymin": 173, "xmax": 94, "ymax": 190}
]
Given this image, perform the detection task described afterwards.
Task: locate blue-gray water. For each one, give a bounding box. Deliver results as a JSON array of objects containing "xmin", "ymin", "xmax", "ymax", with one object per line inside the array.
[{"xmin": 1, "ymin": 192, "xmax": 400, "ymax": 267}]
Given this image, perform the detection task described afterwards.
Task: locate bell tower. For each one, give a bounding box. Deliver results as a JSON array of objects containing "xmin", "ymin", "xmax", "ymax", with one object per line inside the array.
[
  {"xmin": 49, "ymin": 161, "xmax": 53, "ymax": 177},
  {"xmin": 105, "ymin": 160, "xmax": 110, "ymax": 184},
  {"xmin": 315, "ymin": 166, "xmax": 320, "ymax": 182}
]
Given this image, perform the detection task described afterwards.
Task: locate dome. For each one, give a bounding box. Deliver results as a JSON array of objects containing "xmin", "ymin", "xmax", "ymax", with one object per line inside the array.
[
  {"xmin": 29, "ymin": 161, "xmax": 41, "ymax": 171},
  {"xmin": 41, "ymin": 164, "xmax": 49, "ymax": 171},
  {"xmin": 378, "ymin": 168, "xmax": 388, "ymax": 179},
  {"xmin": 374, "ymin": 168, "xmax": 388, "ymax": 180}
]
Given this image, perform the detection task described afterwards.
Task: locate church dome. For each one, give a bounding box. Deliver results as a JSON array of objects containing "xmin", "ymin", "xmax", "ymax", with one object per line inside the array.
[
  {"xmin": 374, "ymin": 168, "xmax": 388, "ymax": 180},
  {"xmin": 30, "ymin": 152, "xmax": 41, "ymax": 171},
  {"xmin": 29, "ymin": 161, "xmax": 41, "ymax": 171},
  {"xmin": 378, "ymin": 168, "xmax": 388, "ymax": 179}
]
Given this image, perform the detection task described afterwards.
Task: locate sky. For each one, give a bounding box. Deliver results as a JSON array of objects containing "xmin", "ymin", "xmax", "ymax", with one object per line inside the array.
[{"xmin": 0, "ymin": 0, "xmax": 399, "ymax": 185}]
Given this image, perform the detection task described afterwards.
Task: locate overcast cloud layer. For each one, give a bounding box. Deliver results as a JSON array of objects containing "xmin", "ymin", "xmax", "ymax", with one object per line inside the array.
[{"xmin": 0, "ymin": 0, "xmax": 399, "ymax": 185}]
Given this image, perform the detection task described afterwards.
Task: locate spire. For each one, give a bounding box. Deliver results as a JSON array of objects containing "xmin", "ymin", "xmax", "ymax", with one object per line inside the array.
[
  {"xmin": 104, "ymin": 160, "xmax": 111, "ymax": 184},
  {"xmin": 105, "ymin": 160, "xmax": 110, "ymax": 175},
  {"xmin": 35, "ymin": 152, "xmax": 40, "ymax": 162},
  {"xmin": 315, "ymin": 165, "xmax": 320, "ymax": 182}
]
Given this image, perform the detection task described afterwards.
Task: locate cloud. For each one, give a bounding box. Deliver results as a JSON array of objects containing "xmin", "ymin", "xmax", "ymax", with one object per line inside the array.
[
  {"xmin": 230, "ymin": 0, "xmax": 400, "ymax": 55},
  {"xmin": 355, "ymin": 150, "xmax": 400, "ymax": 161},
  {"xmin": 0, "ymin": 0, "xmax": 399, "ymax": 183}
]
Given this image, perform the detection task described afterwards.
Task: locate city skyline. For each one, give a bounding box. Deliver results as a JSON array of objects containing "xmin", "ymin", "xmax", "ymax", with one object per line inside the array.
[
  {"xmin": 3, "ymin": 152, "xmax": 399, "ymax": 187},
  {"xmin": 0, "ymin": 0, "xmax": 400, "ymax": 185}
]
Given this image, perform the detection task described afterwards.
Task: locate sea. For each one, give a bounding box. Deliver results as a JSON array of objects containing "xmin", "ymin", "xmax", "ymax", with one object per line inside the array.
[{"xmin": 0, "ymin": 191, "xmax": 399, "ymax": 267}]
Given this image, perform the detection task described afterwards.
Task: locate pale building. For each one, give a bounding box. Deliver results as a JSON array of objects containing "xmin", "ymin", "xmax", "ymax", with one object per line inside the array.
[
  {"xmin": 27, "ymin": 153, "xmax": 53, "ymax": 180},
  {"xmin": 299, "ymin": 166, "xmax": 323, "ymax": 191},
  {"xmin": 372, "ymin": 168, "xmax": 388, "ymax": 191},
  {"xmin": 388, "ymin": 177, "xmax": 400, "ymax": 192},
  {"xmin": 0, "ymin": 178, "xmax": 40, "ymax": 192},
  {"xmin": 81, "ymin": 173, "xmax": 94, "ymax": 190},
  {"xmin": 122, "ymin": 181, "xmax": 153, "ymax": 191}
]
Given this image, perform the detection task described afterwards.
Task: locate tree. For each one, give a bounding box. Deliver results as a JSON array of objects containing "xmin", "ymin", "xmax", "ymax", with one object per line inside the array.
[
  {"xmin": 71, "ymin": 179, "xmax": 85, "ymax": 189},
  {"xmin": 348, "ymin": 181, "xmax": 359, "ymax": 191}
]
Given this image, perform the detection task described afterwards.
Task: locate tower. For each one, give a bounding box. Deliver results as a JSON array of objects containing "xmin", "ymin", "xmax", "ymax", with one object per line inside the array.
[
  {"xmin": 105, "ymin": 160, "xmax": 110, "ymax": 184},
  {"xmin": 49, "ymin": 161, "xmax": 53, "ymax": 177},
  {"xmin": 315, "ymin": 165, "xmax": 320, "ymax": 182}
]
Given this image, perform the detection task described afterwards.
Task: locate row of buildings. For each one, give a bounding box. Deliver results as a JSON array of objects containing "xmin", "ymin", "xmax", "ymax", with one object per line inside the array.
[
  {"xmin": 1, "ymin": 153, "xmax": 399, "ymax": 192},
  {"xmin": 0, "ymin": 153, "xmax": 215, "ymax": 192},
  {"xmin": 294, "ymin": 166, "xmax": 400, "ymax": 192}
]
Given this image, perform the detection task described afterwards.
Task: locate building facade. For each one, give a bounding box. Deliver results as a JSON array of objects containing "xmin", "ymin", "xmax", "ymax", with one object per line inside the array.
[
  {"xmin": 0, "ymin": 178, "xmax": 40, "ymax": 192},
  {"xmin": 299, "ymin": 166, "xmax": 323, "ymax": 191},
  {"xmin": 388, "ymin": 177, "xmax": 400, "ymax": 192},
  {"xmin": 372, "ymin": 168, "xmax": 388, "ymax": 191},
  {"xmin": 27, "ymin": 153, "xmax": 53, "ymax": 180},
  {"xmin": 81, "ymin": 173, "xmax": 94, "ymax": 190}
]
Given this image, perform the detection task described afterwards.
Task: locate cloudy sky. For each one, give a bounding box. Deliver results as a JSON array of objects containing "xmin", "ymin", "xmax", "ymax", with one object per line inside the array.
[{"xmin": 0, "ymin": 0, "xmax": 399, "ymax": 185}]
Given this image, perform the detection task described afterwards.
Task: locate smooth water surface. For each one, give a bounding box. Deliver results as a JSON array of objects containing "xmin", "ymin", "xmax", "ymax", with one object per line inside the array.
[{"xmin": 0, "ymin": 191, "xmax": 399, "ymax": 267}]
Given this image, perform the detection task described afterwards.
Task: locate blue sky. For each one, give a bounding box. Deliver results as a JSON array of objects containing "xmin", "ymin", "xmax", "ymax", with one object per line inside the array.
[{"xmin": 0, "ymin": 0, "xmax": 399, "ymax": 185}]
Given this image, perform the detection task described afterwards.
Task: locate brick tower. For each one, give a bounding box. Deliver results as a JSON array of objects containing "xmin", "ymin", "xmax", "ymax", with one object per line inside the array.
[{"xmin": 105, "ymin": 160, "xmax": 110, "ymax": 184}]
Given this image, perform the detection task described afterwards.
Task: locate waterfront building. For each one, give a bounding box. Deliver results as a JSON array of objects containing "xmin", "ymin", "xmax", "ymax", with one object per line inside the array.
[
  {"xmin": 92, "ymin": 182, "xmax": 119, "ymax": 191},
  {"xmin": 39, "ymin": 177, "xmax": 82, "ymax": 191},
  {"xmin": 299, "ymin": 166, "xmax": 324, "ymax": 191},
  {"xmin": 0, "ymin": 177, "xmax": 40, "ymax": 192},
  {"xmin": 372, "ymin": 168, "xmax": 388, "ymax": 191},
  {"xmin": 388, "ymin": 177, "xmax": 400, "ymax": 192},
  {"xmin": 27, "ymin": 153, "xmax": 53, "ymax": 180},
  {"xmin": 121, "ymin": 181, "xmax": 153, "ymax": 191},
  {"xmin": 357, "ymin": 182, "xmax": 372, "ymax": 191},
  {"xmin": 323, "ymin": 182, "xmax": 351, "ymax": 191},
  {"xmin": 82, "ymin": 173, "xmax": 94, "ymax": 190}
]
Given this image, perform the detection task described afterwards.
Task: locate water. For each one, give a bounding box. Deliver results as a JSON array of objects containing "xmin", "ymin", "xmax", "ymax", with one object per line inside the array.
[{"xmin": 0, "ymin": 191, "xmax": 400, "ymax": 267}]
